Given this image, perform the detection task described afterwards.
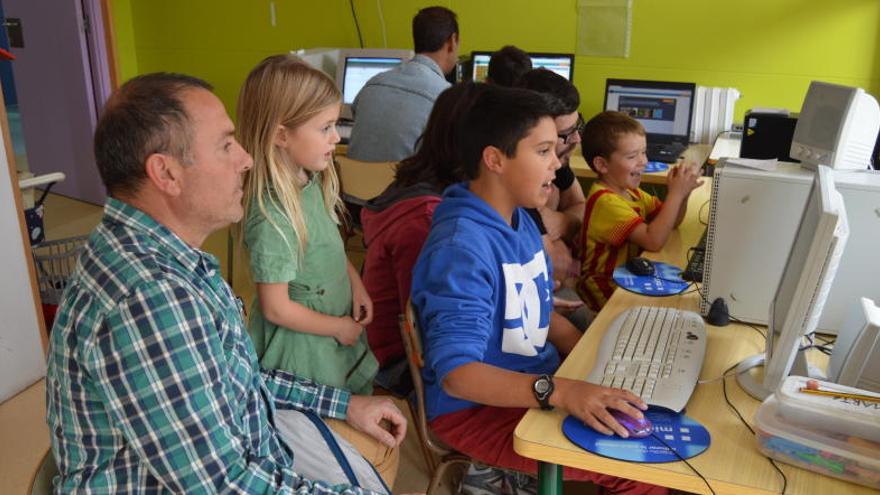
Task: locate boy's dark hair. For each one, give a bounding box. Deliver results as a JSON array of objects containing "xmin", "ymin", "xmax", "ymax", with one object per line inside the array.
[
  {"xmin": 517, "ymin": 68, "xmax": 580, "ymax": 116},
  {"xmin": 396, "ymin": 82, "xmax": 488, "ymax": 190},
  {"xmin": 487, "ymin": 45, "xmax": 532, "ymax": 87},
  {"xmin": 412, "ymin": 6, "xmax": 458, "ymax": 53},
  {"xmin": 581, "ymin": 111, "xmax": 646, "ymax": 172},
  {"xmin": 94, "ymin": 72, "xmax": 212, "ymax": 196},
  {"xmin": 457, "ymin": 86, "xmax": 555, "ymax": 180}
]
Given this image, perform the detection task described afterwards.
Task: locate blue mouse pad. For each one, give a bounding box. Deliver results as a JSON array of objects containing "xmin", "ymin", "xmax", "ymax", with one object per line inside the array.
[
  {"xmin": 613, "ymin": 262, "xmax": 688, "ymax": 296},
  {"xmin": 562, "ymin": 409, "xmax": 711, "ymax": 463},
  {"xmin": 645, "ymin": 161, "xmax": 670, "ymax": 173}
]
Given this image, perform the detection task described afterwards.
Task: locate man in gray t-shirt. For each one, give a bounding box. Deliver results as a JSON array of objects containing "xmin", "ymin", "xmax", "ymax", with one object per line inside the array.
[{"xmin": 348, "ymin": 6, "xmax": 459, "ymax": 162}]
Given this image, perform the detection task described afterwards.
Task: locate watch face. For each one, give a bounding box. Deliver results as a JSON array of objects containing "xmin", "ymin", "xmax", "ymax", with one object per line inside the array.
[{"xmin": 535, "ymin": 379, "xmax": 550, "ymax": 395}]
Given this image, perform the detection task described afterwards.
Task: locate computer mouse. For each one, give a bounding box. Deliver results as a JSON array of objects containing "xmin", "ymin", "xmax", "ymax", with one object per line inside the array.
[
  {"xmin": 706, "ymin": 297, "xmax": 730, "ymax": 326},
  {"xmin": 626, "ymin": 257, "xmax": 655, "ymax": 277},
  {"xmin": 610, "ymin": 409, "xmax": 653, "ymax": 439}
]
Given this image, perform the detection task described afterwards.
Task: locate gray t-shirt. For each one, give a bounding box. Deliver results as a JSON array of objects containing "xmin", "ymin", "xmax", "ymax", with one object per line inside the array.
[{"xmin": 347, "ymin": 54, "xmax": 450, "ymax": 162}]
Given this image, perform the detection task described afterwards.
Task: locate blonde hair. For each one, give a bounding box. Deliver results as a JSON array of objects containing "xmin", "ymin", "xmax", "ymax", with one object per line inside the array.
[{"xmin": 237, "ymin": 54, "xmax": 345, "ymax": 256}]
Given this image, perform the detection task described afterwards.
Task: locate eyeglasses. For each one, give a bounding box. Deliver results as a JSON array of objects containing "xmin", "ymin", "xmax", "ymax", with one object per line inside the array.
[{"xmin": 557, "ymin": 114, "xmax": 585, "ymax": 145}]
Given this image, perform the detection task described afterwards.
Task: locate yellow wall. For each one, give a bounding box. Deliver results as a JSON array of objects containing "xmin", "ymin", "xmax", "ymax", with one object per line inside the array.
[{"xmin": 115, "ymin": 0, "xmax": 880, "ymax": 119}]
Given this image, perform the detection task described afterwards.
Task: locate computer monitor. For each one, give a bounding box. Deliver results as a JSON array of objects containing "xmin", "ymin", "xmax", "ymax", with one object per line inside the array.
[
  {"xmin": 790, "ymin": 81, "xmax": 880, "ymax": 171},
  {"xmin": 334, "ymin": 48, "xmax": 413, "ymax": 119},
  {"xmin": 736, "ymin": 165, "xmax": 850, "ymax": 400},
  {"xmin": 469, "ymin": 51, "xmax": 575, "ymax": 82},
  {"xmin": 604, "ymin": 79, "xmax": 696, "ymax": 147}
]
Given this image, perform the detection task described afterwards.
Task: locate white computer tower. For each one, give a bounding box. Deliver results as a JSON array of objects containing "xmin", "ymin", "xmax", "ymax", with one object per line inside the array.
[{"xmin": 700, "ymin": 160, "xmax": 880, "ymax": 334}]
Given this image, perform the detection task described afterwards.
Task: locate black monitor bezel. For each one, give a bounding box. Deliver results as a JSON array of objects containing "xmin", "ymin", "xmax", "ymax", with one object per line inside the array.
[
  {"xmin": 469, "ymin": 50, "xmax": 575, "ymax": 82},
  {"xmin": 604, "ymin": 78, "xmax": 696, "ymax": 145}
]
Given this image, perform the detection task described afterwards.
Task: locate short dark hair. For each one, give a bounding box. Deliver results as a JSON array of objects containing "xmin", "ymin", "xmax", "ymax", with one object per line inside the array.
[
  {"xmin": 517, "ymin": 68, "xmax": 580, "ymax": 116},
  {"xmin": 457, "ymin": 86, "xmax": 555, "ymax": 180},
  {"xmin": 487, "ymin": 45, "xmax": 532, "ymax": 87},
  {"xmin": 94, "ymin": 73, "xmax": 212, "ymax": 196},
  {"xmin": 581, "ymin": 111, "xmax": 646, "ymax": 172},
  {"xmin": 412, "ymin": 6, "xmax": 458, "ymax": 53},
  {"xmin": 395, "ymin": 82, "xmax": 488, "ymax": 190}
]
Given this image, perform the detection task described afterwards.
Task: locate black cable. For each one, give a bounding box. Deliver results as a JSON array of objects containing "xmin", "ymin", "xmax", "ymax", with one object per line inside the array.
[
  {"xmin": 692, "ymin": 283, "xmax": 766, "ymax": 339},
  {"xmin": 813, "ymin": 333, "xmax": 836, "ymax": 346},
  {"xmin": 720, "ymin": 362, "xmax": 789, "ymax": 494},
  {"xmin": 348, "ymin": 0, "xmax": 364, "ymax": 48},
  {"xmin": 698, "ymin": 199, "xmax": 710, "ymax": 226},
  {"xmin": 649, "ymin": 432, "xmax": 716, "ymax": 495}
]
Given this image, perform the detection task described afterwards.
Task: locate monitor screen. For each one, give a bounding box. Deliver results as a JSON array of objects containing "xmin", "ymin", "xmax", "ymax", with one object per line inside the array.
[
  {"xmin": 736, "ymin": 165, "xmax": 849, "ymax": 399},
  {"xmin": 529, "ymin": 54, "xmax": 573, "ymax": 81},
  {"xmin": 604, "ymin": 79, "xmax": 696, "ymax": 144},
  {"xmin": 471, "ymin": 52, "xmax": 492, "ymax": 82},
  {"xmin": 470, "ymin": 51, "xmax": 575, "ymax": 82},
  {"xmin": 341, "ymin": 56, "xmax": 405, "ymax": 105}
]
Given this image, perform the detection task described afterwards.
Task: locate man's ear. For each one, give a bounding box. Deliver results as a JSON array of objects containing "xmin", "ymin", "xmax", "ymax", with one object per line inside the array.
[
  {"xmin": 481, "ymin": 145, "xmax": 505, "ymax": 175},
  {"xmin": 144, "ymin": 153, "xmax": 183, "ymax": 196},
  {"xmin": 272, "ymin": 125, "xmax": 289, "ymax": 147},
  {"xmin": 446, "ymin": 32, "xmax": 459, "ymax": 53}
]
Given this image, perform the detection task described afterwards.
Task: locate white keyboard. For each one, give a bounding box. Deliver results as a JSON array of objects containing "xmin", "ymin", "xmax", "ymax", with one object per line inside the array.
[{"xmin": 586, "ymin": 306, "xmax": 707, "ymax": 412}]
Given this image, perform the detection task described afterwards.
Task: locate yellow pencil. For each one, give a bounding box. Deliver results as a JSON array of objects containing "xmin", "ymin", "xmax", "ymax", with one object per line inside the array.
[{"xmin": 798, "ymin": 387, "xmax": 880, "ymax": 404}]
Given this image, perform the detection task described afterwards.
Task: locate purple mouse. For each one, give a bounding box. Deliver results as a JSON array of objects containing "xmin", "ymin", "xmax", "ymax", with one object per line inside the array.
[{"xmin": 610, "ymin": 409, "xmax": 652, "ymax": 438}]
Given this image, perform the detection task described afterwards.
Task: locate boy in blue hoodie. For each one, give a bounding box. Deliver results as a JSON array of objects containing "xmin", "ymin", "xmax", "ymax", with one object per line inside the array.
[{"xmin": 411, "ymin": 86, "xmax": 665, "ymax": 495}]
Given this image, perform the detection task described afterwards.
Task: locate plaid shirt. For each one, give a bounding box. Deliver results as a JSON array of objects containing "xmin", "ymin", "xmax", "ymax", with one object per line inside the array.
[{"xmin": 46, "ymin": 199, "xmax": 374, "ymax": 495}]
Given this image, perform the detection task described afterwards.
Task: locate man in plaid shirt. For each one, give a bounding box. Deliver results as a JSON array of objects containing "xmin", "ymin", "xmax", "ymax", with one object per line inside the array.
[{"xmin": 45, "ymin": 73, "xmax": 406, "ymax": 494}]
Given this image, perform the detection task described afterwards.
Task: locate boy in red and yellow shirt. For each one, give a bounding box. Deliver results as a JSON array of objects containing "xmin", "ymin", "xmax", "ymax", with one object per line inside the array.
[{"xmin": 576, "ymin": 111, "xmax": 702, "ymax": 311}]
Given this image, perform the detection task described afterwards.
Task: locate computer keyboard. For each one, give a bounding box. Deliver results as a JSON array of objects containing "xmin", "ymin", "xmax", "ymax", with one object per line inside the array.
[
  {"xmin": 681, "ymin": 229, "xmax": 708, "ymax": 282},
  {"xmin": 646, "ymin": 142, "xmax": 686, "ymax": 163},
  {"xmin": 586, "ymin": 305, "xmax": 707, "ymax": 412}
]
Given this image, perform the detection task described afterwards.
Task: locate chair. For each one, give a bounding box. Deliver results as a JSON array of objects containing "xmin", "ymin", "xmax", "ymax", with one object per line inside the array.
[
  {"xmin": 334, "ymin": 155, "xmax": 397, "ymax": 248},
  {"xmin": 334, "ymin": 155, "xmax": 397, "ymax": 209},
  {"xmin": 399, "ymin": 302, "xmax": 472, "ymax": 494},
  {"xmin": 29, "ymin": 449, "xmax": 58, "ymax": 495}
]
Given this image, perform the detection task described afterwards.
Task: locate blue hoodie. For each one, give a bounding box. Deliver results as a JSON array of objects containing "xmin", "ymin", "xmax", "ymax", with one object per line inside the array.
[{"xmin": 411, "ymin": 182, "xmax": 560, "ymax": 420}]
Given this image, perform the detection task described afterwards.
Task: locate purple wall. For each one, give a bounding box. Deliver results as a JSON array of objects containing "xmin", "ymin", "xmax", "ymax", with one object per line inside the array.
[{"xmin": 6, "ymin": 0, "xmax": 108, "ymax": 205}]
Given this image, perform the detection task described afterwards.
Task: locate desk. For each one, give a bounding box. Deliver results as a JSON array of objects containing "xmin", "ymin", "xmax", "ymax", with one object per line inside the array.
[
  {"xmin": 570, "ymin": 144, "xmax": 712, "ymax": 185},
  {"xmin": 0, "ymin": 379, "xmax": 50, "ymax": 494},
  {"xmin": 513, "ymin": 181, "xmax": 876, "ymax": 495}
]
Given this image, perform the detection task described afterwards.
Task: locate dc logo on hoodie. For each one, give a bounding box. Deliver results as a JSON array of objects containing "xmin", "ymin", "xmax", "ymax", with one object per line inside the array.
[{"xmin": 500, "ymin": 251, "xmax": 552, "ymax": 356}]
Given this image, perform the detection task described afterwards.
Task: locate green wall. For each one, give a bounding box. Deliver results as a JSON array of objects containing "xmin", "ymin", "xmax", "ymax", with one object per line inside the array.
[
  {"xmin": 109, "ymin": 0, "xmax": 879, "ymax": 286},
  {"xmin": 114, "ymin": 0, "xmax": 880, "ymax": 120}
]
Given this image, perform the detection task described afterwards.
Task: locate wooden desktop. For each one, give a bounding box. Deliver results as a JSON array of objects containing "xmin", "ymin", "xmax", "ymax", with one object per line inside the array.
[{"xmin": 512, "ymin": 180, "xmax": 875, "ymax": 495}]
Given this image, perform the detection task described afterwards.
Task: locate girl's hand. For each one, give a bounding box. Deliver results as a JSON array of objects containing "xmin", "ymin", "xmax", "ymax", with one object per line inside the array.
[
  {"xmin": 349, "ymin": 269, "xmax": 374, "ymax": 326},
  {"xmin": 336, "ymin": 316, "xmax": 364, "ymax": 346}
]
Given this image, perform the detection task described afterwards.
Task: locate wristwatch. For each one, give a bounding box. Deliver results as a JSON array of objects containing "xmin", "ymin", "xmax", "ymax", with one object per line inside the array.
[{"xmin": 532, "ymin": 374, "xmax": 555, "ymax": 411}]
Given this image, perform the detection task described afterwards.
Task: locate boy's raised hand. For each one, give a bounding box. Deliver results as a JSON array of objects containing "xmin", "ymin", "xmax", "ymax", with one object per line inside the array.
[
  {"xmin": 554, "ymin": 378, "xmax": 647, "ymax": 438},
  {"xmin": 666, "ymin": 162, "xmax": 703, "ymax": 199}
]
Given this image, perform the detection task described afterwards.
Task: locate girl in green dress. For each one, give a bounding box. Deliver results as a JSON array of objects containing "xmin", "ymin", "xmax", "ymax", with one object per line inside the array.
[{"xmin": 237, "ymin": 55, "xmax": 377, "ymax": 394}]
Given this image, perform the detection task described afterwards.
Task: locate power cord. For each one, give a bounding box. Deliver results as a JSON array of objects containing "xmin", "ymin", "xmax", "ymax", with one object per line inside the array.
[
  {"xmin": 720, "ymin": 362, "xmax": 789, "ymax": 494},
  {"xmin": 649, "ymin": 432, "xmax": 716, "ymax": 495},
  {"xmin": 348, "ymin": 0, "xmax": 364, "ymax": 48},
  {"xmin": 698, "ymin": 199, "xmax": 710, "ymax": 226}
]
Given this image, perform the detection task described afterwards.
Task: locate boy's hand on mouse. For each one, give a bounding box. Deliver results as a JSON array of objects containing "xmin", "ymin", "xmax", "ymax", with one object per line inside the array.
[
  {"xmin": 554, "ymin": 379, "xmax": 646, "ymax": 438},
  {"xmin": 335, "ymin": 316, "xmax": 364, "ymax": 346}
]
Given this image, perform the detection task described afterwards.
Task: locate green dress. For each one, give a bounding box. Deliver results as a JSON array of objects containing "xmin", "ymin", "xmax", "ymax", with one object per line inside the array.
[{"xmin": 244, "ymin": 177, "xmax": 377, "ymax": 394}]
